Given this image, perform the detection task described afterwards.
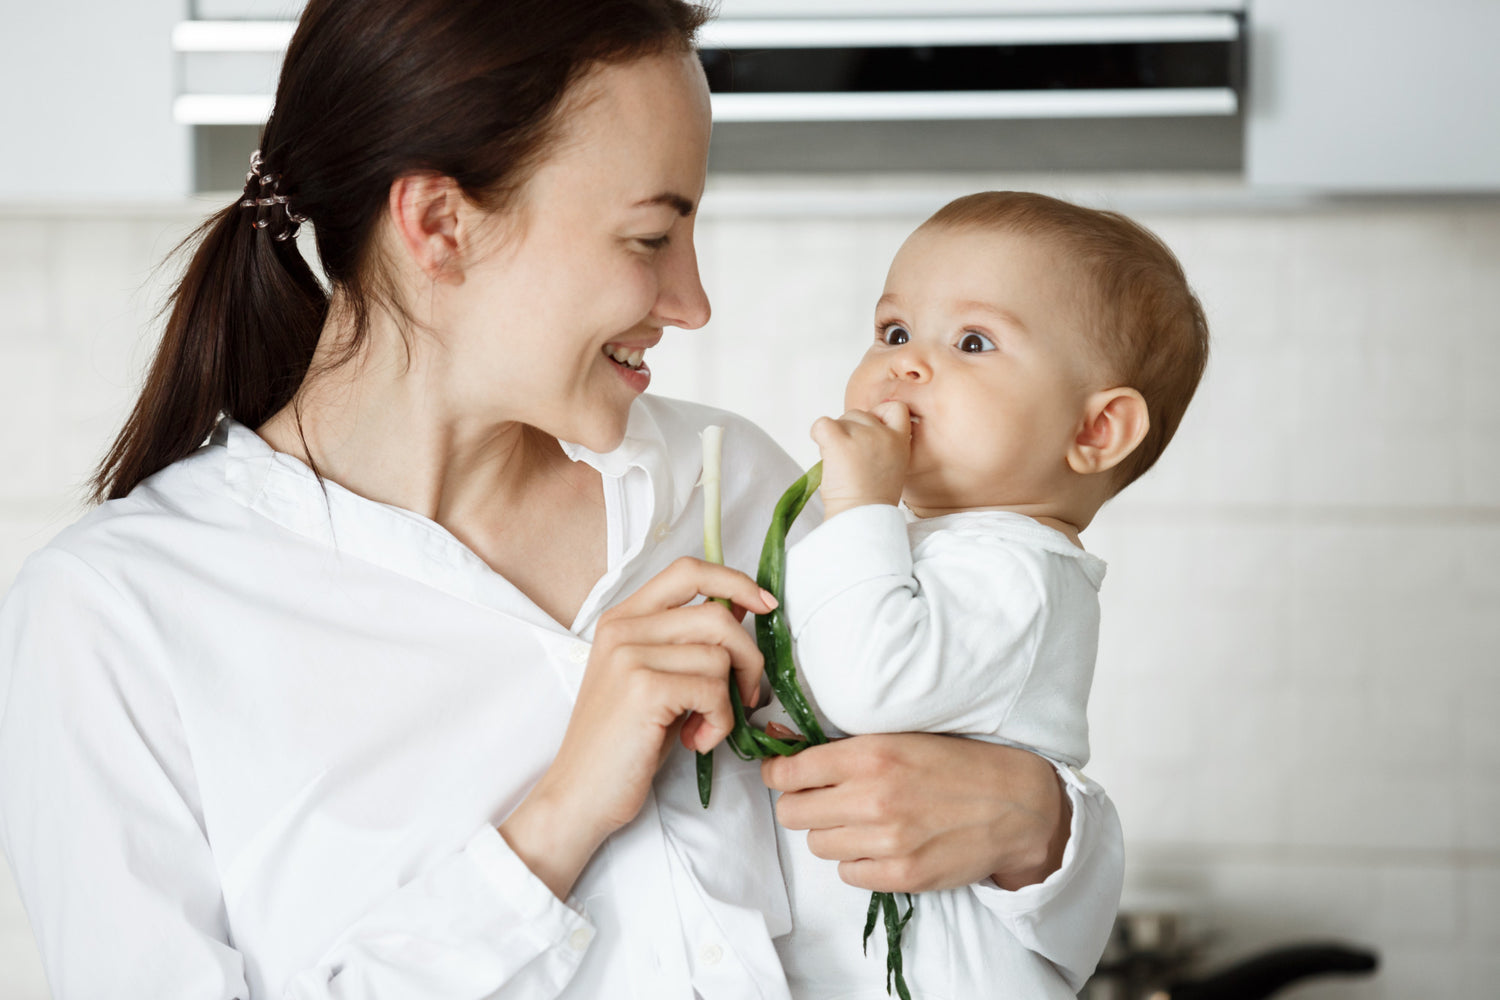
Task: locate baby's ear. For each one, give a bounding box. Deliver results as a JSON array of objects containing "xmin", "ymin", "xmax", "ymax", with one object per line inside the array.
[{"xmin": 1067, "ymin": 388, "xmax": 1149, "ymax": 476}]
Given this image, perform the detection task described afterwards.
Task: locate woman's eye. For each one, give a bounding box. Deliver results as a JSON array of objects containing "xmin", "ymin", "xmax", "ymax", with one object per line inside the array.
[
  {"xmin": 637, "ymin": 234, "xmax": 671, "ymax": 251},
  {"xmin": 958, "ymin": 331, "xmax": 996, "ymax": 353},
  {"xmin": 880, "ymin": 324, "xmax": 910, "ymax": 346}
]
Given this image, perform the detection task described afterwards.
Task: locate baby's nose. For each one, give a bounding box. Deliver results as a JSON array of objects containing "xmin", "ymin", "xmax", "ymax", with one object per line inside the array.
[{"xmin": 891, "ymin": 350, "xmax": 931, "ymax": 381}]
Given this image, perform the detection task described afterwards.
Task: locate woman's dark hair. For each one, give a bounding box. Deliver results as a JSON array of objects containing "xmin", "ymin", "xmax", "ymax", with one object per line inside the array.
[{"xmin": 90, "ymin": 0, "xmax": 711, "ymax": 503}]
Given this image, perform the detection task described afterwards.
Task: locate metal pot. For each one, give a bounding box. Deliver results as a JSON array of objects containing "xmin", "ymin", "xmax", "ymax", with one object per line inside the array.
[{"xmin": 1083, "ymin": 911, "xmax": 1378, "ymax": 1000}]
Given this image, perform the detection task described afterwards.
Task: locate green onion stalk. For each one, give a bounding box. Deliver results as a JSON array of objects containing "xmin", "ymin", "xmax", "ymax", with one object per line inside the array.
[{"xmin": 697, "ymin": 428, "xmax": 915, "ymax": 999}]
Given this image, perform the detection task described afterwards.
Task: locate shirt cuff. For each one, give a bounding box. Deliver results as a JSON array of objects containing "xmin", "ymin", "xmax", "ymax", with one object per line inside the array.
[
  {"xmin": 465, "ymin": 825, "xmax": 596, "ymax": 955},
  {"xmin": 784, "ymin": 504, "xmax": 912, "ymax": 634}
]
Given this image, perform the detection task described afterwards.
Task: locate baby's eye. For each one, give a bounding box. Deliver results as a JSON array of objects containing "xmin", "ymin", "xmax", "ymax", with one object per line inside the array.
[
  {"xmin": 879, "ymin": 324, "xmax": 910, "ymax": 346},
  {"xmin": 958, "ymin": 331, "xmax": 996, "ymax": 353}
]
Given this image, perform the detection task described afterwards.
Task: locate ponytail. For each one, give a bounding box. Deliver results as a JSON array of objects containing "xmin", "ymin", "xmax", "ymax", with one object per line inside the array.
[{"xmin": 89, "ymin": 195, "xmax": 327, "ymax": 503}]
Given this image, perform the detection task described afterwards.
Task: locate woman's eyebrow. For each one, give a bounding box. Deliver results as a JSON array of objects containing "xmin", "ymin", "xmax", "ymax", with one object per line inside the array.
[{"xmin": 634, "ymin": 193, "xmax": 695, "ymax": 216}]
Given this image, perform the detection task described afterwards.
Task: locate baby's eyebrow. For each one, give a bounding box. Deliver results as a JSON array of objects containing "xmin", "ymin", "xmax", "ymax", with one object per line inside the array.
[
  {"xmin": 954, "ymin": 299, "xmax": 1030, "ymax": 335},
  {"xmin": 877, "ymin": 294, "xmax": 1030, "ymax": 335}
]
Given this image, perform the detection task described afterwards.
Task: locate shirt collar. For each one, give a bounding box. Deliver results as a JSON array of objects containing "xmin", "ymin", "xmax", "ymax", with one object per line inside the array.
[
  {"xmin": 212, "ymin": 396, "xmax": 705, "ymax": 617},
  {"xmin": 556, "ymin": 396, "xmax": 704, "ymax": 530}
]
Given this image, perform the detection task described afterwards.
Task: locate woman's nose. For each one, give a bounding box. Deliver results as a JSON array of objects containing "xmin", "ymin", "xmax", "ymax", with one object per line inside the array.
[{"xmin": 655, "ymin": 242, "xmax": 712, "ymax": 331}]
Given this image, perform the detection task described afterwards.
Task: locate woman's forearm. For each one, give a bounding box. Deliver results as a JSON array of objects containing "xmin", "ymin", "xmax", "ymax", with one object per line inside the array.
[{"xmin": 498, "ymin": 784, "xmax": 607, "ymax": 901}]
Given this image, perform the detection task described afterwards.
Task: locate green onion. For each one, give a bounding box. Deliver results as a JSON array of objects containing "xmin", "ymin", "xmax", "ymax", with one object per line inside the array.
[
  {"xmin": 752, "ymin": 462, "xmax": 826, "ymax": 747},
  {"xmin": 697, "ymin": 426, "xmax": 729, "ymax": 807},
  {"xmin": 696, "ymin": 451, "xmax": 917, "ymax": 997}
]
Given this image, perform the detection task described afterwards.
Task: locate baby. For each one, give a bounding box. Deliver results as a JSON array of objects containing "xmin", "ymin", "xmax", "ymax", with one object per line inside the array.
[{"xmin": 772, "ymin": 191, "xmax": 1209, "ymax": 998}]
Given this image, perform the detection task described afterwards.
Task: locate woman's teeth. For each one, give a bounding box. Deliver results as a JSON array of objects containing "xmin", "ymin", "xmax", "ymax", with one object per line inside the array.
[{"xmin": 605, "ymin": 345, "xmax": 646, "ymax": 370}]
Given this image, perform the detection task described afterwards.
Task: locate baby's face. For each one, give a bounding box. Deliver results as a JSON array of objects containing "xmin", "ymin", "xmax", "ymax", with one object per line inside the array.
[{"xmin": 845, "ymin": 224, "xmax": 1100, "ymax": 511}]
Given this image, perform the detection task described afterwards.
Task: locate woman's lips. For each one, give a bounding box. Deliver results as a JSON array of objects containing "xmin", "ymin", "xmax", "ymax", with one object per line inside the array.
[
  {"xmin": 603, "ymin": 342, "xmax": 652, "ymax": 392},
  {"xmin": 603, "ymin": 343, "xmax": 648, "ymax": 370}
]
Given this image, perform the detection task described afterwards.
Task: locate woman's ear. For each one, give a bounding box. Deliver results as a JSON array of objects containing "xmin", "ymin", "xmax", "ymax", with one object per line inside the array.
[
  {"xmin": 1067, "ymin": 387, "xmax": 1150, "ymax": 476},
  {"xmin": 387, "ymin": 173, "xmax": 465, "ymax": 282}
]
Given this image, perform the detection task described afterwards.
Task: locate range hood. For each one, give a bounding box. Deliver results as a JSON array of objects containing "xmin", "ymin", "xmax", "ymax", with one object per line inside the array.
[
  {"xmin": 173, "ymin": 10, "xmax": 1241, "ymax": 125},
  {"xmin": 175, "ymin": 4, "xmax": 1245, "ymax": 182}
]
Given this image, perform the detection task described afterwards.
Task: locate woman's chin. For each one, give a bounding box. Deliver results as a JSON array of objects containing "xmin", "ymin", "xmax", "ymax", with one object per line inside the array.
[{"xmin": 564, "ymin": 412, "xmax": 632, "ymax": 454}]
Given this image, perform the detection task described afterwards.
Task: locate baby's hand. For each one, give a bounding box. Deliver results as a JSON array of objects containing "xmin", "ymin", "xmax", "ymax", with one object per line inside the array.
[{"xmin": 810, "ymin": 401, "xmax": 911, "ymax": 520}]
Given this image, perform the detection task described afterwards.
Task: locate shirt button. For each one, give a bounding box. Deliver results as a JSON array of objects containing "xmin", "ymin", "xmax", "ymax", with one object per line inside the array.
[
  {"xmin": 569, "ymin": 927, "xmax": 594, "ymax": 952},
  {"xmin": 568, "ymin": 642, "xmax": 590, "ymax": 665},
  {"xmin": 699, "ymin": 942, "xmax": 723, "ymax": 966},
  {"xmin": 654, "ymin": 522, "xmax": 672, "ymax": 542}
]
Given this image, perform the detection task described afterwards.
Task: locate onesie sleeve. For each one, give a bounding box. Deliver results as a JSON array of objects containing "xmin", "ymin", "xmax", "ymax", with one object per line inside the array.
[
  {"xmin": 783, "ymin": 505, "xmax": 1061, "ymax": 743},
  {"xmin": 0, "ymin": 548, "xmax": 591, "ymax": 1000},
  {"xmin": 783, "ymin": 507, "xmax": 1120, "ymax": 989},
  {"xmin": 967, "ymin": 764, "xmax": 1125, "ymax": 993}
]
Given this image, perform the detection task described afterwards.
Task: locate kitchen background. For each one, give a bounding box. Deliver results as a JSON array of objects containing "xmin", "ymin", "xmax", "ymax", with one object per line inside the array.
[{"xmin": 2, "ymin": 1, "xmax": 1497, "ymax": 998}]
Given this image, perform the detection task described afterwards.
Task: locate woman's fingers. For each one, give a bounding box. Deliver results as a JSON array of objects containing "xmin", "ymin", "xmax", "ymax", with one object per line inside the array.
[
  {"xmin": 774, "ymin": 784, "xmax": 862, "ymax": 833},
  {"xmin": 610, "ymin": 556, "xmax": 776, "ymax": 618},
  {"xmin": 763, "ymin": 734, "xmax": 1068, "ymax": 894},
  {"xmin": 601, "ymin": 603, "xmax": 763, "ymax": 706},
  {"xmin": 679, "ymin": 711, "xmax": 709, "ymax": 750},
  {"xmin": 626, "ymin": 666, "xmax": 737, "ymax": 752},
  {"xmin": 836, "ymin": 857, "xmax": 935, "ymax": 893},
  {"xmin": 761, "ymin": 737, "xmax": 862, "ymax": 793},
  {"xmin": 804, "ymin": 822, "xmax": 916, "ymax": 863}
]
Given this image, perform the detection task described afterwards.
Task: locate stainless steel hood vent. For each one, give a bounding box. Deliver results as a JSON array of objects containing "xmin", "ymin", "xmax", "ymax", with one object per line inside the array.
[
  {"xmin": 175, "ymin": 9, "xmax": 1246, "ymax": 184},
  {"xmin": 695, "ymin": 15, "xmax": 1241, "ymax": 122}
]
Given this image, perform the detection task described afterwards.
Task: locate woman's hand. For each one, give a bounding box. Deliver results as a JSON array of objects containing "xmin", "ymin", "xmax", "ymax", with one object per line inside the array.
[
  {"xmin": 500, "ymin": 557, "xmax": 776, "ymax": 899},
  {"xmin": 762, "ymin": 733, "xmax": 1070, "ymax": 893}
]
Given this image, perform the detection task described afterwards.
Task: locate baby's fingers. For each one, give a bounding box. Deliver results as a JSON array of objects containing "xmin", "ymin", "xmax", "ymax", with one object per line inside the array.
[
  {"xmin": 869, "ymin": 400, "xmax": 912, "ymax": 435},
  {"xmin": 810, "ymin": 415, "xmax": 848, "ymax": 449}
]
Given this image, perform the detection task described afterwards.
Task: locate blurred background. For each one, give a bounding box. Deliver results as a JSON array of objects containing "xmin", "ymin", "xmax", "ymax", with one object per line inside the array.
[{"xmin": 2, "ymin": 1, "xmax": 1497, "ymax": 997}]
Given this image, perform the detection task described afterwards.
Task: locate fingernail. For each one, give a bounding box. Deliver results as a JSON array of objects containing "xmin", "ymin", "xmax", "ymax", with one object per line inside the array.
[{"xmin": 759, "ymin": 588, "xmax": 779, "ymax": 609}]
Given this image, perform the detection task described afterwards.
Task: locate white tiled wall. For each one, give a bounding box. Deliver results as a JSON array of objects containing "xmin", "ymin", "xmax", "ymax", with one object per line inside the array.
[{"xmin": 1, "ymin": 181, "xmax": 1497, "ymax": 997}]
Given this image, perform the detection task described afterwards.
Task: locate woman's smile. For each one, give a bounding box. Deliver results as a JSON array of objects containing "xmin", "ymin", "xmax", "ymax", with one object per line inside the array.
[{"xmin": 602, "ymin": 338, "xmax": 658, "ymax": 392}]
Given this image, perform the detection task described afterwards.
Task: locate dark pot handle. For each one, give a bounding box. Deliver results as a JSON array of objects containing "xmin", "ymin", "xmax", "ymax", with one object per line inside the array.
[{"xmin": 1168, "ymin": 942, "xmax": 1378, "ymax": 1000}]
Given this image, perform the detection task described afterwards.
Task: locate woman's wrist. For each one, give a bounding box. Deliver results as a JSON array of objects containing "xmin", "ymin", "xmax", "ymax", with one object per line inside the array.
[
  {"xmin": 498, "ymin": 782, "xmax": 609, "ymax": 901},
  {"xmin": 990, "ymin": 764, "xmax": 1071, "ymax": 891}
]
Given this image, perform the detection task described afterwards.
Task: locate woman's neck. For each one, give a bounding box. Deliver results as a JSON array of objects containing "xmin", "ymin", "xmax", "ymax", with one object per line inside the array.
[
  {"xmin": 256, "ymin": 308, "xmax": 572, "ymax": 529},
  {"xmin": 257, "ymin": 316, "xmax": 610, "ymax": 626}
]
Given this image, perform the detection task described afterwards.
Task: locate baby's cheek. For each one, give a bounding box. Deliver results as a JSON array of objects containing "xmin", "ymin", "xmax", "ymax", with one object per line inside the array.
[{"xmin": 843, "ymin": 356, "xmax": 880, "ymax": 410}]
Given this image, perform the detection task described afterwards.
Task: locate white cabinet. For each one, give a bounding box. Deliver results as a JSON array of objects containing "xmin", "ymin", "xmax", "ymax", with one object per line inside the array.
[
  {"xmin": 1246, "ymin": 0, "xmax": 1500, "ymax": 191},
  {"xmin": 0, "ymin": 0, "xmax": 191, "ymax": 201}
]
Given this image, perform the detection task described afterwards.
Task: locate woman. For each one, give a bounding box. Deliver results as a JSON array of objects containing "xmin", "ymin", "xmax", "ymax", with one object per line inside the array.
[{"xmin": 0, "ymin": 1, "xmax": 1121, "ymax": 997}]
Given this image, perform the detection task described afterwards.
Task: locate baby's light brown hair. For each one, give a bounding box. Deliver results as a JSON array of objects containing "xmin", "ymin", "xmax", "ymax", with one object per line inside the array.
[{"xmin": 924, "ymin": 191, "xmax": 1209, "ymax": 492}]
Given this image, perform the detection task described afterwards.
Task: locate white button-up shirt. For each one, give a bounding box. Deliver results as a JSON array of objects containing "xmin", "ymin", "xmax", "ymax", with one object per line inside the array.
[{"xmin": 0, "ymin": 395, "xmax": 1121, "ymax": 999}]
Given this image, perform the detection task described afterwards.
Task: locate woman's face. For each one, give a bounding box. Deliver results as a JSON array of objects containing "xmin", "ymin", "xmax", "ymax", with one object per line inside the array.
[{"xmin": 439, "ymin": 50, "xmax": 713, "ymax": 452}]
